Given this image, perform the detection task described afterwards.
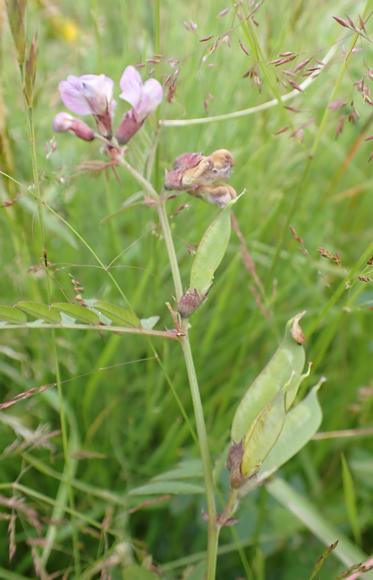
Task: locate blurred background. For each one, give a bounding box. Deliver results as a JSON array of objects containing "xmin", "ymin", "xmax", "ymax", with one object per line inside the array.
[{"xmin": 0, "ymin": 0, "xmax": 372, "ymax": 578}]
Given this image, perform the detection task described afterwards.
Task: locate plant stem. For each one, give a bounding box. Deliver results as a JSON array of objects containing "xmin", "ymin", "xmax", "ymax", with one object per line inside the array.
[
  {"xmin": 159, "ymin": 45, "xmax": 336, "ymax": 127},
  {"xmin": 120, "ymin": 158, "xmax": 219, "ymax": 577},
  {"xmin": 156, "ymin": 200, "xmax": 183, "ymax": 301},
  {"xmin": 181, "ymin": 337, "xmax": 219, "ymax": 579},
  {"xmin": 118, "ymin": 157, "xmax": 158, "ymax": 199},
  {"xmin": 156, "ymin": 199, "xmax": 218, "ymax": 579},
  {"xmin": 217, "ymin": 488, "xmax": 239, "ymax": 530},
  {"xmin": 0, "ymin": 322, "xmax": 182, "ymax": 340}
]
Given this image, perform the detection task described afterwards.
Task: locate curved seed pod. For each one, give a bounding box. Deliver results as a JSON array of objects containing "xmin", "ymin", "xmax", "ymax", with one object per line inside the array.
[
  {"xmin": 259, "ymin": 379, "xmax": 324, "ymax": 479},
  {"xmin": 190, "ymin": 207, "xmax": 231, "ymax": 296},
  {"xmin": 231, "ymin": 312, "xmax": 306, "ymax": 443},
  {"xmin": 240, "ymin": 388, "xmax": 287, "ymax": 479}
]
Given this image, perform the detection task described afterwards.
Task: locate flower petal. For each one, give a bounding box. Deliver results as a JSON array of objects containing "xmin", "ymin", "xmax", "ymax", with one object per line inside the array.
[
  {"xmin": 119, "ymin": 66, "xmax": 143, "ymax": 108},
  {"xmin": 135, "ymin": 78, "xmax": 163, "ymax": 121},
  {"xmin": 80, "ymin": 74, "xmax": 114, "ymax": 106},
  {"xmin": 59, "ymin": 78, "xmax": 93, "ymax": 115},
  {"xmin": 59, "ymin": 74, "xmax": 114, "ymax": 116},
  {"xmin": 53, "ymin": 112, "xmax": 74, "ymax": 131}
]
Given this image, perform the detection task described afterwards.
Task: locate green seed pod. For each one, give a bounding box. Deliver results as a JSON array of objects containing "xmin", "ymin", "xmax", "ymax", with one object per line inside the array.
[
  {"xmin": 240, "ymin": 388, "xmax": 287, "ymax": 479},
  {"xmin": 231, "ymin": 312, "xmax": 306, "ymax": 444},
  {"xmin": 260, "ymin": 379, "xmax": 324, "ymax": 479}
]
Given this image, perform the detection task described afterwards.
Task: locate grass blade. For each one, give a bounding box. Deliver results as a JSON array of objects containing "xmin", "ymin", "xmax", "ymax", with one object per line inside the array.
[{"xmin": 267, "ymin": 477, "xmax": 370, "ymax": 571}]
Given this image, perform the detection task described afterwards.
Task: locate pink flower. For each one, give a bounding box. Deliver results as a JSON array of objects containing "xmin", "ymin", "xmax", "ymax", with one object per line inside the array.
[
  {"xmin": 59, "ymin": 74, "xmax": 114, "ymax": 116},
  {"xmin": 52, "ymin": 112, "xmax": 95, "ymax": 142},
  {"xmin": 119, "ymin": 66, "xmax": 163, "ymax": 121},
  {"xmin": 54, "ymin": 66, "xmax": 163, "ymax": 146},
  {"xmin": 116, "ymin": 66, "xmax": 163, "ymax": 144},
  {"xmin": 58, "ymin": 74, "xmax": 114, "ymax": 137}
]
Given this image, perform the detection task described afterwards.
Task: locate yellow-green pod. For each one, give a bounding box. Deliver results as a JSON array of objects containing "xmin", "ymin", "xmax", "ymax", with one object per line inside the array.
[
  {"xmin": 231, "ymin": 312, "xmax": 306, "ymax": 443},
  {"xmin": 259, "ymin": 378, "xmax": 324, "ymax": 479},
  {"xmin": 241, "ymin": 389, "xmax": 287, "ymax": 478}
]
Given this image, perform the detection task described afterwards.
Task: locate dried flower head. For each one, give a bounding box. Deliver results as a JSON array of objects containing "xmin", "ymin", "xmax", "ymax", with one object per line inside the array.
[{"xmin": 164, "ymin": 148, "xmax": 235, "ymax": 207}]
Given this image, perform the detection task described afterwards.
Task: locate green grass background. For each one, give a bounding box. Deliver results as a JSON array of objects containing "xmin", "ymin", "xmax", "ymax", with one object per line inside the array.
[{"xmin": 0, "ymin": 0, "xmax": 372, "ymax": 578}]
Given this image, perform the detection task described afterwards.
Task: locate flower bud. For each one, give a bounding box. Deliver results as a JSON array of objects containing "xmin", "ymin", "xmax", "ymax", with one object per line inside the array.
[
  {"xmin": 53, "ymin": 113, "xmax": 95, "ymax": 141},
  {"xmin": 115, "ymin": 109, "xmax": 144, "ymax": 145},
  {"xmin": 177, "ymin": 288, "xmax": 205, "ymax": 318}
]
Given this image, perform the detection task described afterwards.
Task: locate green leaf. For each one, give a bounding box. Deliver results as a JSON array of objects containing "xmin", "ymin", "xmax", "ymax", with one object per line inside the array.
[
  {"xmin": 241, "ymin": 389, "xmax": 286, "ymax": 478},
  {"xmin": 51, "ymin": 303, "xmax": 100, "ymax": 325},
  {"xmin": 128, "ymin": 480, "xmax": 205, "ymax": 496},
  {"xmin": 341, "ymin": 454, "xmax": 361, "ymax": 545},
  {"xmin": 350, "ymin": 455, "xmax": 373, "ymax": 489},
  {"xmin": 123, "ymin": 565, "xmax": 159, "ymax": 580},
  {"xmin": 231, "ymin": 312, "xmax": 306, "ymax": 443},
  {"xmin": 94, "ymin": 300, "xmax": 139, "ymax": 327},
  {"xmin": 152, "ymin": 459, "xmax": 203, "ymax": 482},
  {"xmin": 190, "ymin": 207, "xmax": 231, "ymax": 295},
  {"xmin": 0, "ymin": 306, "xmax": 27, "ymax": 324},
  {"xmin": 184, "ymin": 561, "xmax": 207, "ymax": 580},
  {"xmin": 140, "ymin": 316, "xmax": 159, "ymax": 330},
  {"xmin": 16, "ymin": 302, "xmax": 61, "ymax": 323},
  {"xmin": 259, "ymin": 382, "xmax": 323, "ymax": 478}
]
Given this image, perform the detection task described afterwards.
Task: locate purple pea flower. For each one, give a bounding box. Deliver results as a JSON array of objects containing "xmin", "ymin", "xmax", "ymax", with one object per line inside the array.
[
  {"xmin": 116, "ymin": 66, "xmax": 163, "ymax": 144},
  {"xmin": 58, "ymin": 74, "xmax": 115, "ymax": 137},
  {"xmin": 53, "ymin": 112, "xmax": 95, "ymax": 142}
]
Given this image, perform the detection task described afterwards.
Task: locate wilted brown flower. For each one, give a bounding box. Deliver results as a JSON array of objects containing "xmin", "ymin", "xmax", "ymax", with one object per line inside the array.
[{"xmin": 164, "ymin": 148, "xmax": 236, "ymax": 207}]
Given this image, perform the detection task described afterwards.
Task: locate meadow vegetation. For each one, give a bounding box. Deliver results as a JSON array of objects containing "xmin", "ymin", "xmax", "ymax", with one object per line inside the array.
[{"xmin": 0, "ymin": 0, "xmax": 372, "ymax": 578}]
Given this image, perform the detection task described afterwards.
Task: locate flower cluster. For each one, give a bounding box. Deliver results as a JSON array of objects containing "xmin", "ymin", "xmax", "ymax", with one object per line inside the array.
[
  {"xmin": 53, "ymin": 66, "xmax": 163, "ymax": 146},
  {"xmin": 164, "ymin": 149, "xmax": 237, "ymax": 207}
]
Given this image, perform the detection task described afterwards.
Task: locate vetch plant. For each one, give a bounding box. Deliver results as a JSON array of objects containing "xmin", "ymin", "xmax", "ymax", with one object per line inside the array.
[
  {"xmin": 1, "ymin": 0, "xmax": 372, "ymax": 575},
  {"xmin": 0, "ymin": 55, "xmax": 328, "ymax": 577}
]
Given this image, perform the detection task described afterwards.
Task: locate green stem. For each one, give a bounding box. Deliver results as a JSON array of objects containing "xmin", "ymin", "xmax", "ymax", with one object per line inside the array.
[
  {"xmin": 153, "ymin": 0, "xmax": 162, "ymax": 190},
  {"xmin": 156, "ymin": 200, "xmax": 183, "ymax": 301},
  {"xmin": 180, "ymin": 336, "xmax": 218, "ymax": 580},
  {"xmin": 121, "ymin": 159, "xmax": 218, "ymax": 578},
  {"xmin": 159, "ymin": 45, "xmax": 336, "ymax": 127},
  {"xmin": 157, "ymin": 200, "xmax": 218, "ymax": 579},
  {"xmin": 217, "ymin": 488, "xmax": 239, "ymax": 531},
  {"xmin": 118, "ymin": 157, "xmax": 158, "ymax": 199},
  {"xmin": 0, "ymin": 322, "xmax": 181, "ymax": 340}
]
